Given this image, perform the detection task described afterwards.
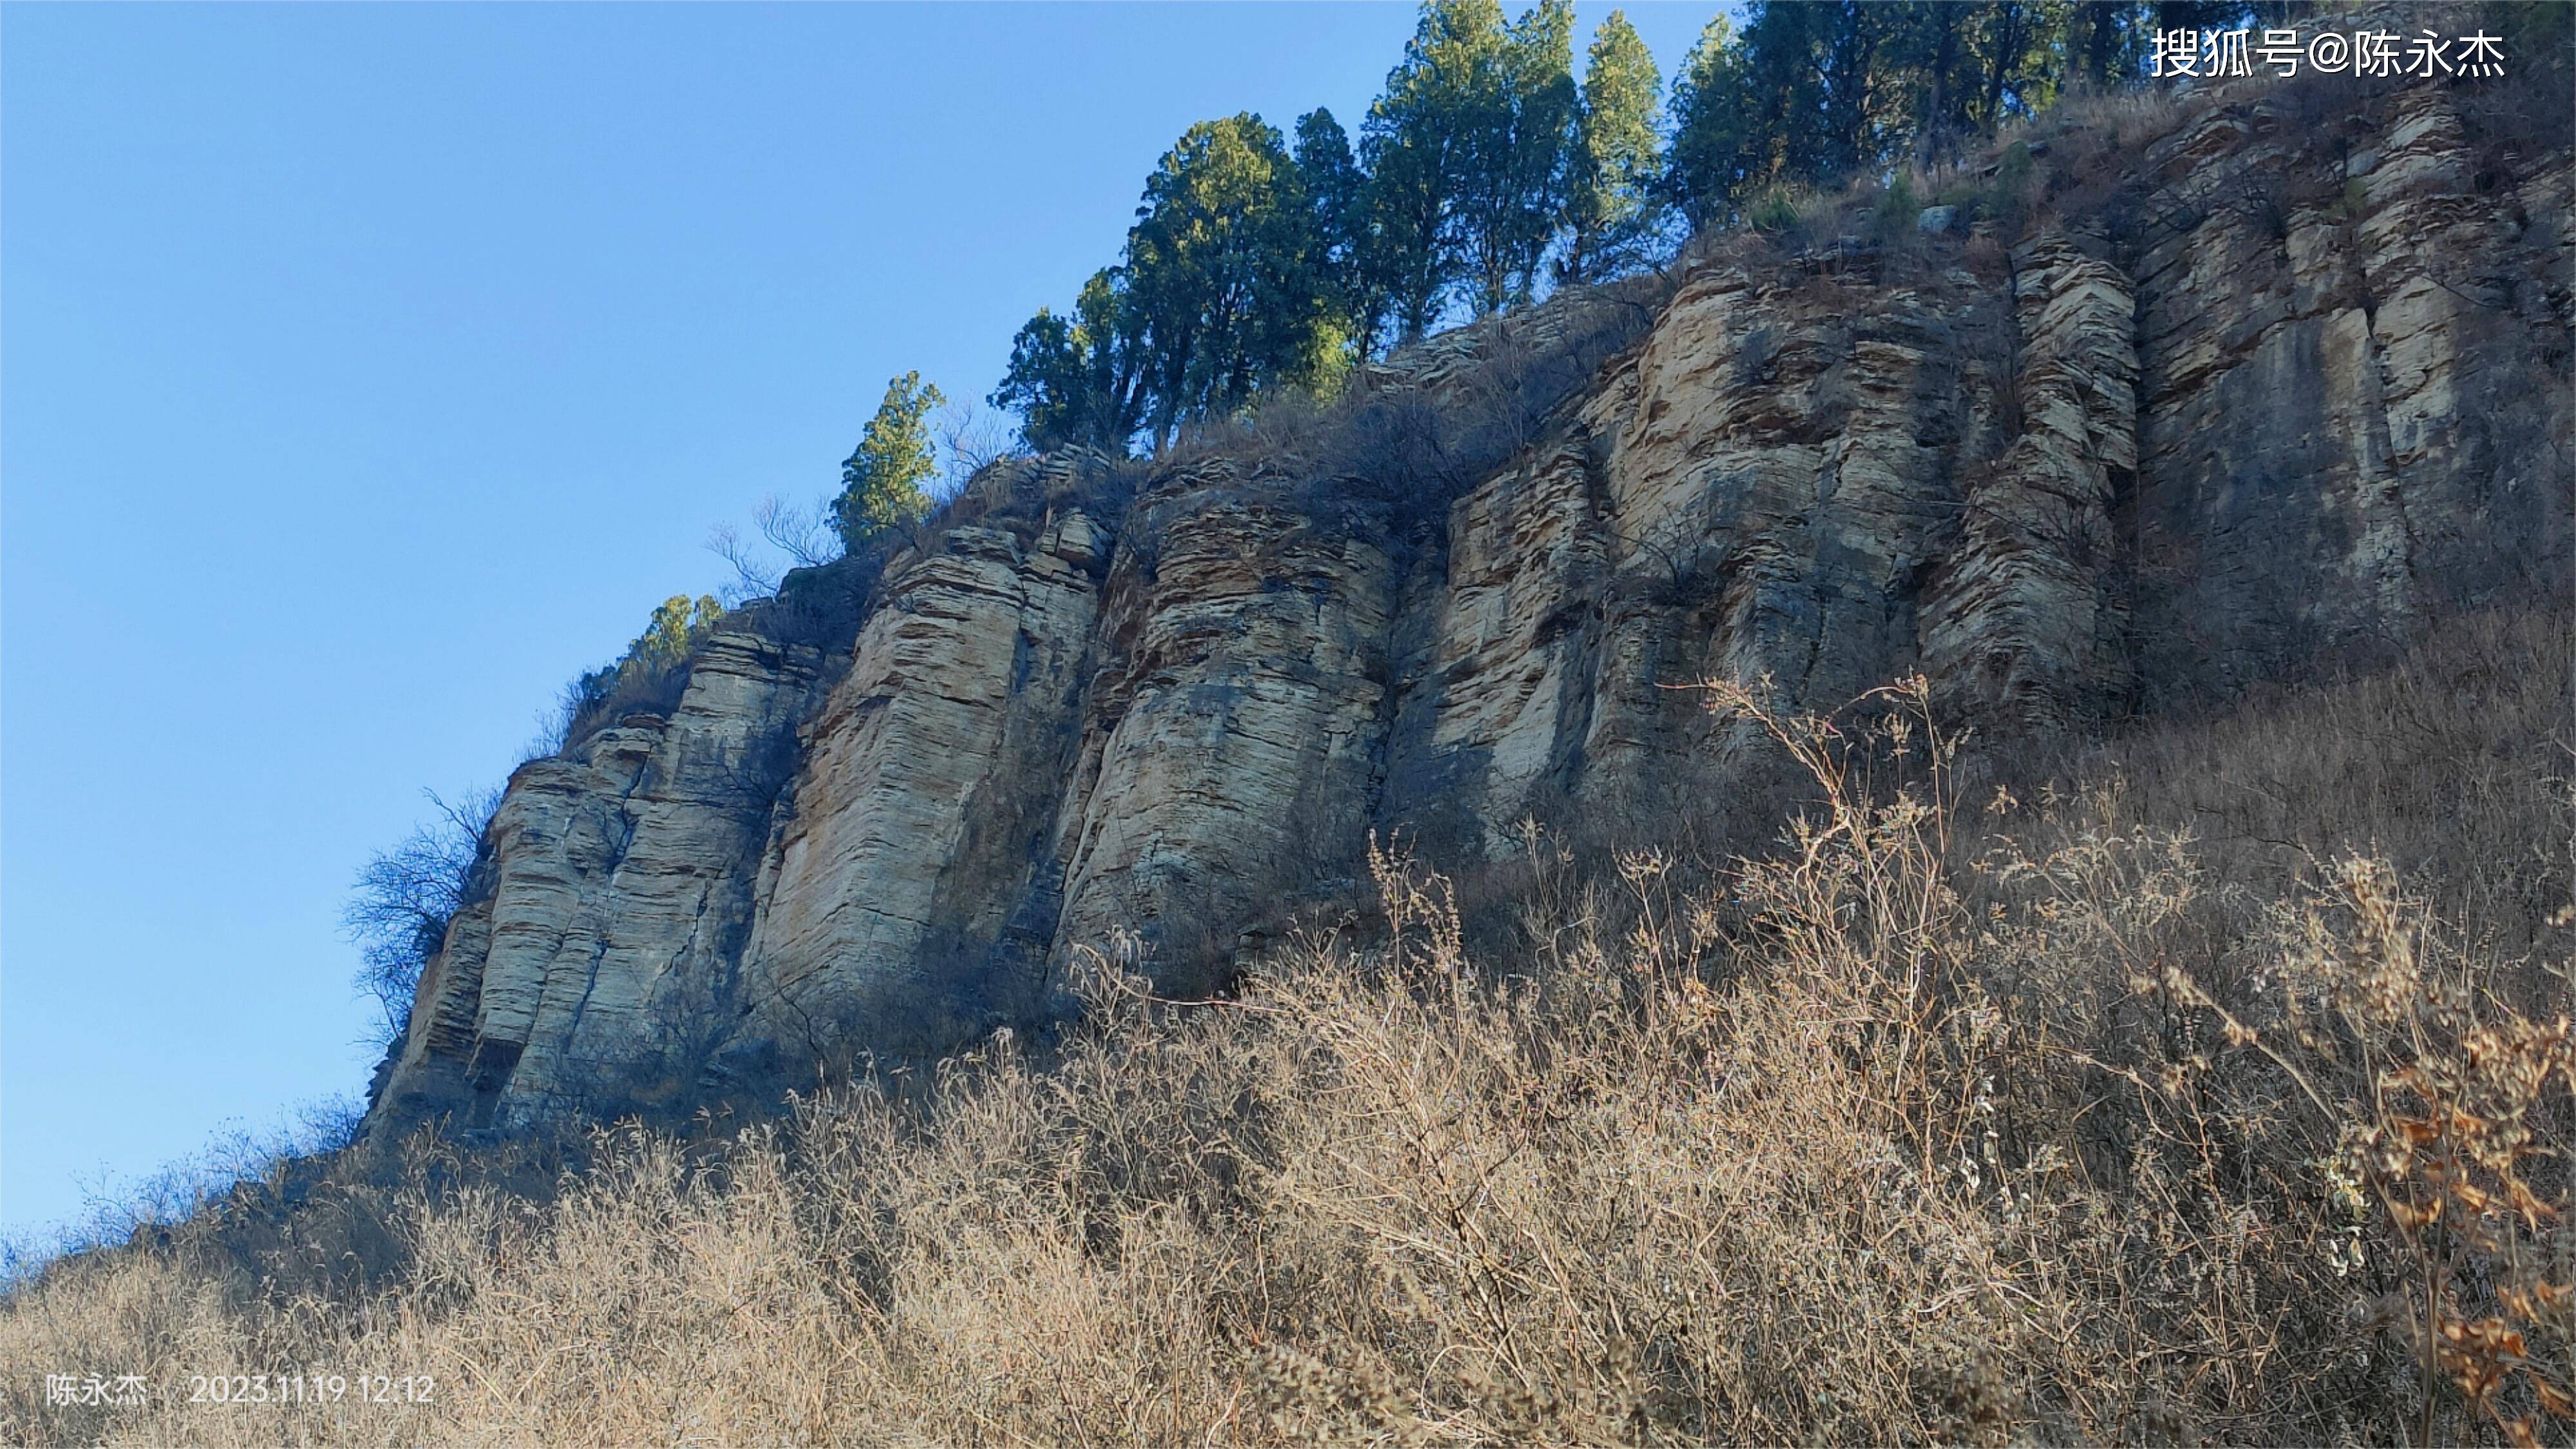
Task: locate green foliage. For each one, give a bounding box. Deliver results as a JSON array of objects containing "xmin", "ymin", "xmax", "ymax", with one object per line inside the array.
[
  {"xmin": 1127, "ymin": 114, "xmax": 1338, "ymax": 450},
  {"xmin": 1359, "ymin": 0, "xmax": 1501, "ymax": 343},
  {"xmin": 1455, "ymin": 0, "xmax": 1578, "ymax": 317},
  {"xmin": 630, "ymin": 594, "xmax": 725, "ymax": 672},
  {"xmin": 1666, "ymin": 3, "xmax": 2164, "ymax": 228},
  {"xmin": 992, "ymin": 270, "xmax": 1151, "ymax": 453},
  {"xmin": 1557, "ymin": 8, "xmax": 1663, "ymax": 284},
  {"xmin": 1294, "ymin": 108, "xmax": 1386, "ymax": 362},
  {"xmin": 834, "ymin": 372, "xmax": 945, "ymax": 549},
  {"xmin": 1361, "ymin": 0, "xmax": 1580, "ymax": 330},
  {"xmin": 995, "ymin": 117, "xmax": 1338, "ymax": 455},
  {"xmin": 1665, "ymin": 1, "xmax": 1893, "ymax": 222},
  {"xmin": 989, "ymin": 0, "xmax": 2230, "ymax": 451},
  {"xmin": 1745, "ymin": 187, "xmax": 1806, "ymax": 235},
  {"xmin": 555, "ymin": 593, "xmax": 728, "ymax": 752},
  {"xmin": 1666, "ymin": 14, "xmax": 1757, "ymax": 230}
]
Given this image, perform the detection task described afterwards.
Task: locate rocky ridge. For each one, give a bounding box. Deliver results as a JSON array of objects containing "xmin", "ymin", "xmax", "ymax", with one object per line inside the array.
[{"xmin": 372, "ymin": 74, "xmax": 2571, "ymax": 1135}]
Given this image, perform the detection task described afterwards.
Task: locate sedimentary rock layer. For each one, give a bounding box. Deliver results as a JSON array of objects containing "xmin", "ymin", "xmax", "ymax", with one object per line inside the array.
[{"xmin": 373, "ymin": 78, "xmax": 2571, "ymax": 1135}]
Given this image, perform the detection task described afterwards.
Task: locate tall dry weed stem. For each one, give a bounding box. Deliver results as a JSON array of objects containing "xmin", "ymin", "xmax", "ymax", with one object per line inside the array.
[{"xmin": 2150, "ymin": 855, "xmax": 2575, "ymax": 1447}]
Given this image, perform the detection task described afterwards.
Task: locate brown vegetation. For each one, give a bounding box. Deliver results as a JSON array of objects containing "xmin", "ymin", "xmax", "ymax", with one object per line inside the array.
[{"xmin": 5, "ymin": 606, "xmax": 2568, "ymax": 1447}]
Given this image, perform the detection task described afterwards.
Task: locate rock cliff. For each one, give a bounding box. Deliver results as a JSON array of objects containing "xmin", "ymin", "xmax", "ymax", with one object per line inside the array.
[{"xmin": 371, "ymin": 74, "xmax": 2571, "ymax": 1135}]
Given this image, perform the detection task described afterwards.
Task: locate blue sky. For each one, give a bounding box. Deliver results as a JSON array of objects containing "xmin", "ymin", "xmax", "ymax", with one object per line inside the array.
[{"xmin": 2, "ymin": 1, "xmax": 1727, "ymax": 1241}]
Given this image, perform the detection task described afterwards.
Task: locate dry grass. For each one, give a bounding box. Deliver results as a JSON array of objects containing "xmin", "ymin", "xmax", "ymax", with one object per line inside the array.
[{"xmin": 4, "ymin": 607, "xmax": 2569, "ymax": 1448}]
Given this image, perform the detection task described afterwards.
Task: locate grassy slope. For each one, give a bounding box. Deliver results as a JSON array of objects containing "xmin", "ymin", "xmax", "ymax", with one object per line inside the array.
[{"xmin": 3, "ymin": 603, "xmax": 2566, "ymax": 1447}]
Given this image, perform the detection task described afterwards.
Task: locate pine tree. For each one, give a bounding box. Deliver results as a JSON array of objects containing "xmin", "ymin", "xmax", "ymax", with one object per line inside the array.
[
  {"xmin": 993, "ymin": 268, "xmax": 1154, "ymax": 455},
  {"xmin": 1557, "ymin": 9, "xmax": 1663, "ymax": 285},
  {"xmin": 1361, "ymin": 0, "xmax": 1498, "ymax": 344},
  {"xmin": 834, "ymin": 371, "xmax": 945, "ymax": 549},
  {"xmin": 2067, "ymin": 3, "xmax": 2152, "ymax": 87},
  {"xmin": 1968, "ymin": 1, "xmax": 2058, "ymax": 128},
  {"xmin": 992, "ymin": 307, "xmax": 1085, "ymax": 449},
  {"xmin": 1883, "ymin": 3, "xmax": 1980, "ymax": 167},
  {"xmin": 1666, "ymin": 14, "xmax": 1759, "ymax": 230},
  {"xmin": 630, "ymin": 594, "xmax": 724, "ymax": 671},
  {"xmin": 1294, "ymin": 108, "xmax": 1387, "ymax": 362},
  {"xmin": 1459, "ymin": 0, "xmax": 1576, "ymax": 314},
  {"xmin": 992, "ymin": 0, "xmax": 2263, "ymax": 450},
  {"xmin": 1124, "ymin": 113, "xmax": 1331, "ymax": 450},
  {"xmin": 1666, "ymin": 2, "xmax": 1927, "ymax": 225},
  {"xmin": 1072, "ymin": 269, "xmax": 1154, "ymax": 449}
]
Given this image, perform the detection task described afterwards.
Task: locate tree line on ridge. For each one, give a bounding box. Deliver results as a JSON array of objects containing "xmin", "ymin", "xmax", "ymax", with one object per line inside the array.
[{"xmin": 979, "ymin": 0, "xmax": 2269, "ymax": 467}]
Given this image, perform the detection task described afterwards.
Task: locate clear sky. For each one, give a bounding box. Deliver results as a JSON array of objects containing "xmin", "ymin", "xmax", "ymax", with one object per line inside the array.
[{"xmin": 2, "ymin": 1, "xmax": 1728, "ymax": 1242}]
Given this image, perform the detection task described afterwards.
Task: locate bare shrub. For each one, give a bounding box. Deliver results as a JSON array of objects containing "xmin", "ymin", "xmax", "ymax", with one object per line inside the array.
[
  {"xmin": 1151, "ymin": 276, "xmax": 1669, "ymax": 556},
  {"xmin": 933, "ymin": 400, "xmax": 1019, "ymax": 498},
  {"xmin": 344, "ymin": 786, "xmax": 500, "ymax": 1046},
  {"xmin": 0, "ymin": 1095, "xmax": 365, "ymax": 1294},
  {"xmin": 708, "ymin": 495, "xmax": 842, "ymax": 603}
]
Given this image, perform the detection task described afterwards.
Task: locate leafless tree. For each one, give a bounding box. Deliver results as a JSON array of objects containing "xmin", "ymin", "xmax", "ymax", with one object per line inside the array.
[
  {"xmin": 345, "ymin": 785, "xmax": 501, "ymax": 1046},
  {"xmin": 934, "ymin": 401, "xmax": 1019, "ymax": 501},
  {"xmin": 706, "ymin": 522, "xmax": 779, "ymax": 602},
  {"xmin": 757, "ymin": 495, "xmax": 839, "ymax": 565},
  {"xmin": 708, "ymin": 495, "xmax": 843, "ymax": 603}
]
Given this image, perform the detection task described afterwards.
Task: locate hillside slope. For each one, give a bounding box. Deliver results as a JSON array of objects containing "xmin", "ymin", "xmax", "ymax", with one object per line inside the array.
[
  {"xmin": 7, "ymin": 598, "xmax": 2568, "ymax": 1446},
  {"xmin": 7, "ymin": 57, "xmax": 2576, "ymax": 1448}
]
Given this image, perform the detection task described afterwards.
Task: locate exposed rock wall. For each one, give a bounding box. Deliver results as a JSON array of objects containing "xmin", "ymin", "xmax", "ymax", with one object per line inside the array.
[
  {"xmin": 2125, "ymin": 87, "xmax": 2571, "ymax": 687},
  {"xmin": 737, "ymin": 514, "xmax": 1108, "ymax": 1061},
  {"xmin": 376, "ymin": 632, "xmax": 821, "ymax": 1130},
  {"xmin": 372, "ymin": 77, "xmax": 2570, "ymax": 1136},
  {"xmin": 1049, "ymin": 474, "xmax": 1401, "ymax": 990}
]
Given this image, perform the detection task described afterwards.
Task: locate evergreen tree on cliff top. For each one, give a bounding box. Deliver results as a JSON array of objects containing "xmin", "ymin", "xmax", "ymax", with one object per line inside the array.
[
  {"xmin": 1665, "ymin": 14, "xmax": 1759, "ymax": 230},
  {"xmin": 998, "ymin": 114, "xmax": 1337, "ymax": 455},
  {"xmin": 989, "ymin": 0, "xmax": 2259, "ymax": 451},
  {"xmin": 991, "ymin": 269, "xmax": 1152, "ymax": 455},
  {"xmin": 835, "ymin": 370, "xmax": 945, "ymax": 549},
  {"xmin": 1557, "ymin": 8, "xmax": 1663, "ymax": 285},
  {"xmin": 1294, "ymin": 108, "xmax": 1389, "ymax": 366},
  {"xmin": 1126, "ymin": 113, "xmax": 1336, "ymax": 451},
  {"xmin": 1455, "ymin": 0, "xmax": 1577, "ymax": 316},
  {"xmin": 1361, "ymin": 0, "xmax": 1578, "ymax": 336},
  {"xmin": 1359, "ymin": 0, "xmax": 1492, "ymax": 344}
]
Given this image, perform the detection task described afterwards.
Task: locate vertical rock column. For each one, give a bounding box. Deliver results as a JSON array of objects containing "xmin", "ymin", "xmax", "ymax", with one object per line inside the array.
[
  {"xmin": 1920, "ymin": 233, "xmax": 2139, "ymax": 726},
  {"xmin": 739, "ymin": 513, "xmax": 1106, "ymax": 1057},
  {"xmin": 375, "ymin": 630, "xmax": 822, "ymax": 1132},
  {"xmin": 1050, "ymin": 478, "xmax": 1399, "ymax": 988}
]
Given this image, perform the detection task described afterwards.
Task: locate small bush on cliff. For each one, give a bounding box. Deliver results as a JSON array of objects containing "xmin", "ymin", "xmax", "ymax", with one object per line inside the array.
[
  {"xmin": 553, "ymin": 592, "xmax": 726, "ymax": 749},
  {"xmin": 1159, "ymin": 272, "xmax": 1668, "ymax": 552}
]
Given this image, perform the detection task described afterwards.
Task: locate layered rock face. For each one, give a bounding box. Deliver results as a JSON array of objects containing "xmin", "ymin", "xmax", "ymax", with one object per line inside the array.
[
  {"xmin": 377, "ymin": 632, "xmax": 821, "ymax": 1128},
  {"xmin": 737, "ymin": 513, "xmax": 1106, "ymax": 1057},
  {"xmin": 373, "ymin": 77, "xmax": 2570, "ymax": 1135}
]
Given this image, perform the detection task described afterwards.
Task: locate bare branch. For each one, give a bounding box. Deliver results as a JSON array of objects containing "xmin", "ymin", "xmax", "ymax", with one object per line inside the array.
[
  {"xmin": 706, "ymin": 521, "xmax": 782, "ymax": 605},
  {"xmin": 757, "ymin": 495, "xmax": 840, "ymax": 569},
  {"xmin": 934, "ymin": 401, "xmax": 1021, "ymax": 500},
  {"xmin": 343, "ymin": 784, "xmax": 500, "ymax": 1046}
]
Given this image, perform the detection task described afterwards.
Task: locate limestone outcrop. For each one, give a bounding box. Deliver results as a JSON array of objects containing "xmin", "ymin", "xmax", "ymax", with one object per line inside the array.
[
  {"xmin": 377, "ymin": 631, "xmax": 820, "ymax": 1128},
  {"xmin": 738, "ymin": 514, "xmax": 1106, "ymax": 1058},
  {"xmin": 372, "ymin": 75, "xmax": 2571, "ymax": 1136}
]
